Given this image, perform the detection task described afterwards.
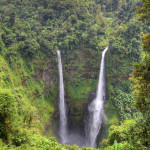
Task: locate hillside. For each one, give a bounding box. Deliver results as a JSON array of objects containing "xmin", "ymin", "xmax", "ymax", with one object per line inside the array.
[{"xmin": 0, "ymin": 0, "xmax": 149, "ymax": 149}]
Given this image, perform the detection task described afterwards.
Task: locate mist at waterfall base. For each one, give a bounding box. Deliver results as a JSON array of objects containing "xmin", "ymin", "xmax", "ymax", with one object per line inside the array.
[{"xmin": 57, "ymin": 47, "xmax": 108, "ymax": 147}]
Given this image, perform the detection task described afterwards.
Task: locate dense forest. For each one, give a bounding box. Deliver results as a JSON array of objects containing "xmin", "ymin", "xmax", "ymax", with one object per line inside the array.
[{"xmin": 0, "ymin": 0, "xmax": 149, "ymax": 149}]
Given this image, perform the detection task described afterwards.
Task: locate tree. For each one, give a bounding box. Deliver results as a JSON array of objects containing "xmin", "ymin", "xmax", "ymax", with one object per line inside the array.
[{"xmin": 131, "ymin": 0, "xmax": 150, "ymax": 148}]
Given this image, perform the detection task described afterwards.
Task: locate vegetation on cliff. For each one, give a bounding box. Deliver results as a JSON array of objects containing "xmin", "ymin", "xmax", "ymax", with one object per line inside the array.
[{"xmin": 0, "ymin": 0, "xmax": 149, "ymax": 149}]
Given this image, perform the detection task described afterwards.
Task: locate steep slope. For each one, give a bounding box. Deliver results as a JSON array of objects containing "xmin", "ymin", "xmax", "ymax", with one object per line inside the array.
[{"xmin": 0, "ymin": 0, "xmax": 146, "ymax": 149}]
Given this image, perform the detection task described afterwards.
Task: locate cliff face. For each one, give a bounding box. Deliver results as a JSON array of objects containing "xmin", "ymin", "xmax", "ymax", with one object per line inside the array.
[{"xmin": 64, "ymin": 47, "xmax": 101, "ymax": 130}]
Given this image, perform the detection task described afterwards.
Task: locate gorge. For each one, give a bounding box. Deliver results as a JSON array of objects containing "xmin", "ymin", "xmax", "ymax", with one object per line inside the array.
[
  {"xmin": 0, "ymin": 0, "xmax": 149, "ymax": 149},
  {"xmin": 57, "ymin": 47, "xmax": 108, "ymax": 148}
]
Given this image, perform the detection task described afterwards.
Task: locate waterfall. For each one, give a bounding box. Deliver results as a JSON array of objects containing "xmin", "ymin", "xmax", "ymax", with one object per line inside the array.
[
  {"xmin": 57, "ymin": 50, "xmax": 68, "ymax": 144},
  {"xmin": 85, "ymin": 46, "xmax": 108, "ymax": 148}
]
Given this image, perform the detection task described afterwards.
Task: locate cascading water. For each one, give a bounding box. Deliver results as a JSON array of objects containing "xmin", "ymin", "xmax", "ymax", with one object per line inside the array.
[
  {"xmin": 57, "ymin": 50, "xmax": 68, "ymax": 145},
  {"xmin": 85, "ymin": 46, "xmax": 108, "ymax": 148}
]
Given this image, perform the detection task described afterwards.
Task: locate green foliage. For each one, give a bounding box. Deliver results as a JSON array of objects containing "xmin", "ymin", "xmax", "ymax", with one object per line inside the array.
[
  {"xmin": 114, "ymin": 91, "xmax": 136, "ymax": 120},
  {"xmin": 105, "ymin": 17, "xmax": 143, "ymax": 123},
  {"xmin": 130, "ymin": 0, "xmax": 150, "ymax": 148},
  {"xmin": 102, "ymin": 119, "xmax": 149, "ymax": 149},
  {"xmin": 0, "ymin": 0, "xmax": 147, "ymax": 149},
  {"xmin": 0, "ymin": 0, "xmax": 108, "ymax": 148},
  {"xmin": 136, "ymin": 0, "xmax": 150, "ymax": 26},
  {"xmin": 0, "ymin": 33, "xmax": 55, "ymax": 149},
  {"xmin": 112, "ymin": 140, "xmax": 135, "ymax": 150},
  {"xmin": 64, "ymin": 144, "xmax": 80, "ymax": 150},
  {"xmin": 0, "ymin": 88, "xmax": 35, "ymax": 145},
  {"xmin": 108, "ymin": 120, "xmax": 136, "ymax": 144}
]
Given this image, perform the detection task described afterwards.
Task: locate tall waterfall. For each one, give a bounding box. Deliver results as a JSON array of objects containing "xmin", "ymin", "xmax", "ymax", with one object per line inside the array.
[
  {"xmin": 86, "ymin": 47, "xmax": 108, "ymax": 148},
  {"xmin": 57, "ymin": 50, "xmax": 68, "ymax": 144}
]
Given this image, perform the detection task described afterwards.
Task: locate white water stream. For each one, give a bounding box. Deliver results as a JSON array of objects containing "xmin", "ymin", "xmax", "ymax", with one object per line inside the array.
[
  {"xmin": 86, "ymin": 47, "xmax": 108, "ymax": 148},
  {"xmin": 57, "ymin": 50, "xmax": 68, "ymax": 145}
]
